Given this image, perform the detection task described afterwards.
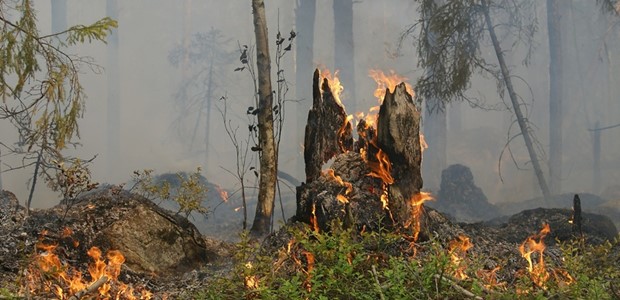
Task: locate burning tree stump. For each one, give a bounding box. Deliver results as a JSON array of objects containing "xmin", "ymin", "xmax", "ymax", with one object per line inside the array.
[
  {"xmin": 296, "ymin": 70, "xmax": 427, "ymax": 233},
  {"xmin": 304, "ymin": 69, "xmax": 353, "ymax": 183},
  {"xmin": 377, "ymin": 83, "xmax": 424, "ymax": 227}
]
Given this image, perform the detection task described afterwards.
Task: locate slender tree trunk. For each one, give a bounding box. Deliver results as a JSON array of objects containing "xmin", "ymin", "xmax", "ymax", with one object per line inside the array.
[
  {"xmin": 106, "ymin": 0, "xmax": 120, "ymax": 177},
  {"xmin": 333, "ymin": 0, "xmax": 356, "ymax": 111},
  {"xmin": 547, "ymin": 0, "xmax": 563, "ymax": 195},
  {"xmin": 26, "ymin": 149, "xmax": 43, "ymax": 215},
  {"xmin": 204, "ymin": 61, "xmax": 214, "ymax": 168},
  {"xmin": 295, "ymin": 0, "xmax": 316, "ymax": 180},
  {"xmin": 250, "ymin": 0, "xmax": 277, "ymax": 237},
  {"xmin": 482, "ymin": 0, "xmax": 551, "ymax": 202}
]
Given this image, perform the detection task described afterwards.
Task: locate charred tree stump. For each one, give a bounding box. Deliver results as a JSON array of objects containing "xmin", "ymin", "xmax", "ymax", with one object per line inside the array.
[
  {"xmin": 377, "ymin": 83, "xmax": 423, "ymax": 227},
  {"xmin": 297, "ymin": 74, "xmax": 425, "ymax": 233},
  {"xmin": 303, "ymin": 69, "xmax": 353, "ymax": 184}
]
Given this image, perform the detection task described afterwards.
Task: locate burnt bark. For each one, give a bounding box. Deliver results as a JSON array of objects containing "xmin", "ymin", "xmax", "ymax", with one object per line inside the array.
[
  {"xmin": 297, "ymin": 78, "xmax": 423, "ymax": 233},
  {"xmin": 304, "ymin": 69, "xmax": 353, "ymax": 183},
  {"xmin": 377, "ymin": 83, "xmax": 424, "ymax": 226}
]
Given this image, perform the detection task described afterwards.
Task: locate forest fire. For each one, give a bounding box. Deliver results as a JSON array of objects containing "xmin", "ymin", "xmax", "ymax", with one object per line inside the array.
[
  {"xmin": 320, "ymin": 68, "xmax": 345, "ymax": 106},
  {"xmin": 519, "ymin": 223, "xmax": 551, "ymax": 288},
  {"xmin": 24, "ymin": 231, "xmax": 151, "ymax": 299},
  {"xmin": 409, "ymin": 192, "xmax": 434, "ymax": 243},
  {"xmin": 448, "ymin": 235, "xmax": 473, "ymax": 280}
]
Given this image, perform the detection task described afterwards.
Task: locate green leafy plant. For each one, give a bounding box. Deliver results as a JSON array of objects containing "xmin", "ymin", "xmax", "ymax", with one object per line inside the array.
[{"xmin": 131, "ymin": 167, "xmax": 209, "ymax": 218}]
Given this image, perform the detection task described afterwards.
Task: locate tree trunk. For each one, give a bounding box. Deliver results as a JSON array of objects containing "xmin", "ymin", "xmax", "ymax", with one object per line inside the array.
[
  {"xmin": 482, "ymin": 0, "xmax": 551, "ymax": 203},
  {"xmin": 106, "ymin": 0, "xmax": 120, "ymax": 178},
  {"xmin": 333, "ymin": 0, "xmax": 356, "ymax": 111},
  {"xmin": 547, "ymin": 0, "xmax": 563, "ymax": 195},
  {"xmin": 377, "ymin": 83, "xmax": 424, "ymax": 226},
  {"xmin": 250, "ymin": 0, "xmax": 277, "ymax": 237},
  {"xmin": 295, "ymin": 0, "xmax": 316, "ymax": 180}
]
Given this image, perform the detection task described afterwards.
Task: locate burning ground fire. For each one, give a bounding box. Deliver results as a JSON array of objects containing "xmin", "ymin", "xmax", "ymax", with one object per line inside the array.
[
  {"xmin": 23, "ymin": 229, "xmax": 151, "ymax": 299},
  {"xmin": 307, "ymin": 70, "xmax": 579, "ymax": 294}
]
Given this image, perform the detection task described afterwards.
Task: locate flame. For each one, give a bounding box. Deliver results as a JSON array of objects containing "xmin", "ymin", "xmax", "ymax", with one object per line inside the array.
[
  {"xmin": 448, "ymin": 235, "xmax": 473, "ymax": 280},
  {"xmin": 420, "ymin": 134, "xmax": 428, "ymax": 154},
  {"xmin": 324, "ymin": 169, "xmax": 353, "ymax": 195},
  {"xmin": 302, "ymin": 251, "xmax": 315, "ymax": 292},
  {"xmin": 409, "ymin": 192, "xmax": 434, "ymax": 244},
  {"xmin": 25, "ymin": 234, "xmax": 151, "ymax": 299},
  {"xmin": 519, "ymin": 223, "xmax": 551, "ymax": 288},
  {"xmin": 310, "ymin": 203, "xmax": 319, "ymax": 232},
  {"xmin": 368, "ymin": 69, "xmax": 414, "ymax": 104},
  {"xmin": 365, "ymin": 148, "xmax": 394, "ymax": 185},
  {"xmin": 320, "ymin": 68, "xmax": 344, "ymax": 106},
  {"xmin": 476, "ymin": 266, "xmax": 502, "ymax": 289},
  {"xmin": 215, "ymin": 185, "xmax": 229, "ymax": 202},
  {"xmin": 244, "ymin": 262, "xmax": 259, "ymax": 290},
  {"xmin": 324, "ymin": 169, "xmax": 353, "ymax": 205}
]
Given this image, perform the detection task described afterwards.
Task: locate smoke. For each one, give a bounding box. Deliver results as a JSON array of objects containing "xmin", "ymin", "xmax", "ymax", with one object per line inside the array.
[{"xmin": 1, "ymin": 0, "xmax": 618, "ymax": 223}]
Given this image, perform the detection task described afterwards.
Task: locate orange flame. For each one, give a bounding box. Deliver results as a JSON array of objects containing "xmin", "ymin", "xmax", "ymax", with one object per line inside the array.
[
  {"xmin": 449, "ymin": 235, "xmax": 473, "ymax": 280},
  {"xmin": 215, "ymin": 185, "xmax": 229, "ymax": 202},
  {"xmin": 320, "ymin": 68, "xmax": 344, "ymax": 106},
  {"xmin": 519, "ymin": 223, "xmax": 551, "ymax": 288},
  {"xmin": 476, "ymin": 266, "xmax": 502, "ymax": 289},
  {"xmin": 310, "ymin": 203, "xmax": 319, "ymax": 232},
  {"xmin": 420, "ymin": 134, "xmax": 428, "ymax": 154},
  {"xmin": 324, "ymin": 169, "xmax": 353, "ymax": 194},
  {"xmin": 368, "ymin": 69, "xmax": 414, "ymax": 104},
  {"xmin": 244, "ymin": 262, "xmax": 259, "ymax": 290},
  {"xmin": 26, "ymin": 235, "xmax": 151, "ymax": 299},
  {"xmin": 302, "ymin": 250, "xmax": 315, "ymax": 292},
  {"xmin": 366, "ymin": 148, "xmax": 394, "ymax": 185},
  {"xmin": 409, "ymin": 192, "xmax": 434, "ymax": 244}
]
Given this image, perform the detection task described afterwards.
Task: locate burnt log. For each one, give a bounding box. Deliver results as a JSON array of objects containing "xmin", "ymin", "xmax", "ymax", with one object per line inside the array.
[
  {"xmin": 304, "ymin": 69, "xmax": 353, "ymax": 183},
  {"xmin": 376, "ymin": 83, "xmax": 424, "ymax": 227}
]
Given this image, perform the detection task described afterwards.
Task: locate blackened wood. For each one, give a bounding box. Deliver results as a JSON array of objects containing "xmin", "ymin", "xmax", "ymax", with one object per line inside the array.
[
  {"xmin": 376, "ymin": 83, "xmax": 423, "ymax": 226},
  {"xmin": 303, "ymin": 69, "xmax": 353, "ymax": 183},
  {"xmin": 572, "ymin": 194, "xmax": 582, "ymax": 237}
]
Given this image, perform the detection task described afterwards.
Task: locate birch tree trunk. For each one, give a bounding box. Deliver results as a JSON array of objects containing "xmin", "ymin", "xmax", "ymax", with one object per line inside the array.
[{"xmin": 250, "ymin": 0, "xmax": 277, "ymax": 237}]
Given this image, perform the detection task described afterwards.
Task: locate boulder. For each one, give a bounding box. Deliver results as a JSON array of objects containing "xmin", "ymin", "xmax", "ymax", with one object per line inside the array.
[{"xmin": 429, "ymin": 164, "xmax": 499, "ymax": 222}]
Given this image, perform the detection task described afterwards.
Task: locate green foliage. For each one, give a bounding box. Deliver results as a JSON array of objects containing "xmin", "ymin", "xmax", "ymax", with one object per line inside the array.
[
  {"xmin": 0, "ymin": 0, "xmax": 116, "ymax": 209},
  {"xmin": 198, "ymin": 223, "xmax": 476, "ymax": 299},
  {"xmin": 410, "ymin": 0, "xmax": 538, "ymax": 110},
  {"xmin": 197, "ymin": 222, "xmax": 620, "ymax": 299},
  {"xmin": 131, "ymin": 168, "xmax": 209, "ymax": 218},
  {"xmin": 554, "ymin": 238, "xmax": 620, "ymax": 299}
]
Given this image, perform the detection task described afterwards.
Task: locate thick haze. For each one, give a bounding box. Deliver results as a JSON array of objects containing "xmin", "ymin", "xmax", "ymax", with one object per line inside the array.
[{"xmin": 1, "ymin": 1, "xmax": 619, "ymax": 216}]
